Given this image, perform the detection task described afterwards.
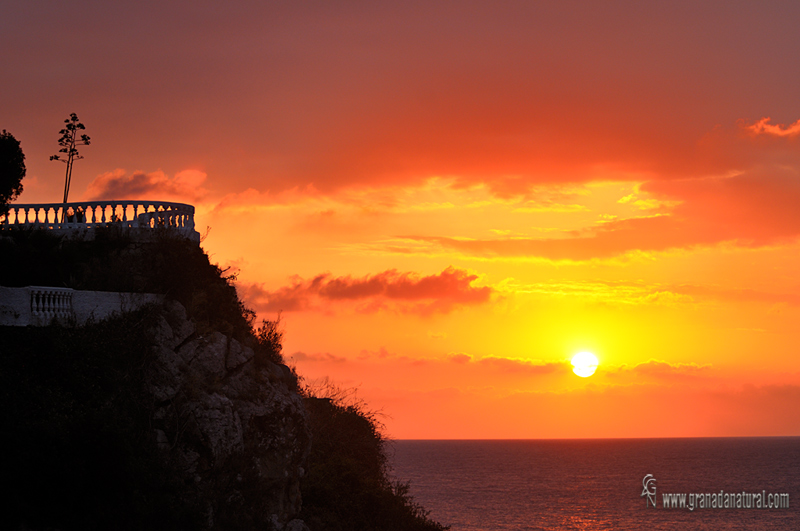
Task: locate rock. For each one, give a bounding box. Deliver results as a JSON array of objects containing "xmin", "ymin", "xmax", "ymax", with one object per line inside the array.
[
  {"xmin": 178, "ymin": 447, "xmax": 201, "ymax": 476},
  {"xmin": 154, "ymin": 429, "xmax": 170, "ymax": 450},
  {"xmin": 162, "ymin": 299, "xmax": 195, "ymax": 347},
  {"xmin": 144, "ymin": 301, "xmax": 311, "ymax": 529},
  {"xmin": 178, "ymin": 331, "xmax": 227, "ymax": 379},
  {"xmin": 260, "ymin": 360, "xmax": 288, "ymax": 383},
  {"xmin": 148, "ymin": 345, "xmax": 184, "ymax": 401},
  {"xmin": 189, "ymin": 393, "xmax": 243, "ymax": 461},
  {"xmin": 285, "ymin": 519, "xmax": 311, "ymax": 531},
  {"xmin": 219, "ymin": 365, "xmax": 256, "ymax": 400},
  {"xmin": 149, "ymin": 314, "xmax": 174, "ymax": 346},
  {"xmin": 226, "ymin": 338, "xmax": 254, "ymax": 370}
]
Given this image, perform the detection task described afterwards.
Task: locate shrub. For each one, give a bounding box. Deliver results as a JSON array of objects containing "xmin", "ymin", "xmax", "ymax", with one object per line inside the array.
[
  {"xmin": 253, "ymin": 313, "xmax": 284, "ymax": 366},
  {"xmin": 299, "ymin": 380, "xmax": 449, "ymax": 531}
]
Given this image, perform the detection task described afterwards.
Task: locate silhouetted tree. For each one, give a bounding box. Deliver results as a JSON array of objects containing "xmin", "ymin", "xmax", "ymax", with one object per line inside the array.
[
  {"xmin": 0, "ymin": 129, "xmax": 26, "ymax": 216},
  {"xmin": 50, "ymin": 113, "xmax": 90, "ymax": 205}
]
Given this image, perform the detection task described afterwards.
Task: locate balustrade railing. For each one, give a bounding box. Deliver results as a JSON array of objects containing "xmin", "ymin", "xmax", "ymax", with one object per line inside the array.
[
  {"xmin": 0, "ymin": 286, "xmax": 166, "ymax": 327},
  {"xmin": 0, "ymin": 200, "xmax": 196, "ymax": 236},
  {"xmin": 30, "ymin": 287, "xmax": 74, "ymax": 318}
]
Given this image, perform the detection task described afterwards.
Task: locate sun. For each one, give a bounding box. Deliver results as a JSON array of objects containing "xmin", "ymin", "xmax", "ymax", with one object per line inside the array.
[{"xmin": 571, "ymin": 351, "xmax": 599, "ymax": 377}]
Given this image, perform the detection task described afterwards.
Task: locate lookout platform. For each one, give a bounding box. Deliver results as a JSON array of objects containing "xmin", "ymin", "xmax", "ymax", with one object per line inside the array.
[{"xmin": 0, "ymin": 200, "xmax": 200, "ymax": 243}]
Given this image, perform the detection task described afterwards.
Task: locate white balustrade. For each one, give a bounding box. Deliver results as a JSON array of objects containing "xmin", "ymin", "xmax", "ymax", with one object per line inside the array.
[
  {"xmin": 0, "ymin": 200, "xmax": 196, "ymax": 237},
  {"xmin": 0, "ymin": 286, "xmax": 166, "ymax": 327},
  {"xmin": 29, "ymin": 287, "xmax": 74, "ymax": 318}
]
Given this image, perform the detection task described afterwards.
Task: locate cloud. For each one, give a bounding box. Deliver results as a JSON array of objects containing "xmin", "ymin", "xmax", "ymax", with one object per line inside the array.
[
  {"xmin": 476, "ymin": 357, "xmax": 566, "ymax": 375},
  {"xmin": 239, "ymin": 266, "xmax": 493, "ymax": 315},
  {"xmin": 397, "ymin": 166, "xmax": 800, "ymax": 261},
  {"xmin": 84, "ymin": 169, "xmax": 208, "ymax": 202},
  {"xmin": 9, "ymin": 0, "xmax": 800, "ymax": 202},
  {"xmin": 290, "ymin": 351, "xmax": 347, "ymax": 363},
  {"xmin": 606, "ymin": 359, "xmax": 711, "ymax": 380},
  {"xmin": 745, "ymin": 117, "xmax": 800, "ymax": 137},
  {"xmin": 404, "ymin": 214, "xmax": 695, "ymax": 261},
  {"xmin": 446, "ymin": 353, "xmax": 564, "ymax": 374},
  {"xmin": 669, "ymin": 284, "xmax": 800, "ymax": 307},
  {"xmin": 497, "ymin": 279, "xmax": 800, "ymax": 308},
  {"xmin": 205, "ymin": 115, "xmax": 800, "ymax": 265},
  {"xmin": 685, "ymin": 117, "xmax": 800, "ymax": 180},
  {"xmin": 641, "ymin": 169, "xmax": 800, "ymax": 244},
  {"xmin": 358, "ymin": 347, "xmax": 393, "ymax": 360}
]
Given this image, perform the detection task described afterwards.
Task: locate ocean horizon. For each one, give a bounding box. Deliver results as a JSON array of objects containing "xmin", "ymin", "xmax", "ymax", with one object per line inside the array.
[{"xmin": 389, "ymin": 437, "xmax": 800, "ymax": 530}]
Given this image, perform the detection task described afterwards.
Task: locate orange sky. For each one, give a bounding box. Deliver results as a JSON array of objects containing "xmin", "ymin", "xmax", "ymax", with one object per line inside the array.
[{"xmin": 4, "ymin": 1, "xmax": 800, "ymax": 438}]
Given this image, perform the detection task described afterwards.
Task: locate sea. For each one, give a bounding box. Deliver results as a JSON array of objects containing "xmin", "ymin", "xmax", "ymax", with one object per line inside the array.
[{"xmin": 389, "ymin": 438, "xmax": 800, "ymax": 530}]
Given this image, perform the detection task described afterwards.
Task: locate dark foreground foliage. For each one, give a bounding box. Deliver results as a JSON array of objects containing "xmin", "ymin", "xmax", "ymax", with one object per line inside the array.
[
  {"xmin": 0, "ymin": 129, "xmax": 26, "ymax": 214},
  {"xmin": 0, "ymin": 310, "xmax": 203, "ymax": 530},
  {"xmin": 300, "ymin": 385, "xmax": 449, "ymax": 531}
]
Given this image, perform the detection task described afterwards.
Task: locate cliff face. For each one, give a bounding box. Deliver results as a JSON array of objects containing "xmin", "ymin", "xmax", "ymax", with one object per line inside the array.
[{"xmin": 145, "ymin": 301, "xmax": 312, "ymax": 530}]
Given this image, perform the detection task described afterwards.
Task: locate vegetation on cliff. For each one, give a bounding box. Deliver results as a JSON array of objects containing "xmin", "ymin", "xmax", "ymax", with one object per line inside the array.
[
  {"xmin": 1, "ymin": 309, "xmax": 203, "ymax": 529},
  {"xmin": 0, "ymin": 229, "xmax": 446, "ymax": 530},
  {"xmin": 300, "ymin": 385, "xmax": 447, "ymax": 531}
]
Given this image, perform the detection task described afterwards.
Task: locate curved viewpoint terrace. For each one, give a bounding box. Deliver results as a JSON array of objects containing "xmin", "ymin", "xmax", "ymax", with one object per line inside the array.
[{"xmin": 1, "ymin": 200, "xmax": 199, "ymax": 242}]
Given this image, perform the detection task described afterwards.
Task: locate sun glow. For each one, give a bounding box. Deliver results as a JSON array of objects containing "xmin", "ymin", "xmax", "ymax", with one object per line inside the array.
[{"xmin": 571, "ymin": 352, "xmax": 599, "ymax": 378}]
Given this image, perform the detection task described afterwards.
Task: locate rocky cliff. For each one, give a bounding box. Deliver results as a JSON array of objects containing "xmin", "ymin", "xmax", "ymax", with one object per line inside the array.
[
  {"xmin": 146, "ymin": 300, "xmax": 311, "ymax": 530},
  {"xmin": 0, "ymin": 300, "xmax": 312, "ymax": 531}
]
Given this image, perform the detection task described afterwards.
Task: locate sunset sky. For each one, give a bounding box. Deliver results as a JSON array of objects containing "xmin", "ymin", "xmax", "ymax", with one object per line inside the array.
[{"xmin": 4, "ymin": 1, "xmax": 800, "ymax": 438}]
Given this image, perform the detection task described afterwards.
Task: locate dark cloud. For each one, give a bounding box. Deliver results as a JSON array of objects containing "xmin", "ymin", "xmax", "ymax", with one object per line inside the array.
[
  {"xmin": 239, "ymin": 266, "xmax": 493, "ymax": 314},
  {"xmin": 84, "ymin": 169, "xmax": 207, "ymax": 202}
]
